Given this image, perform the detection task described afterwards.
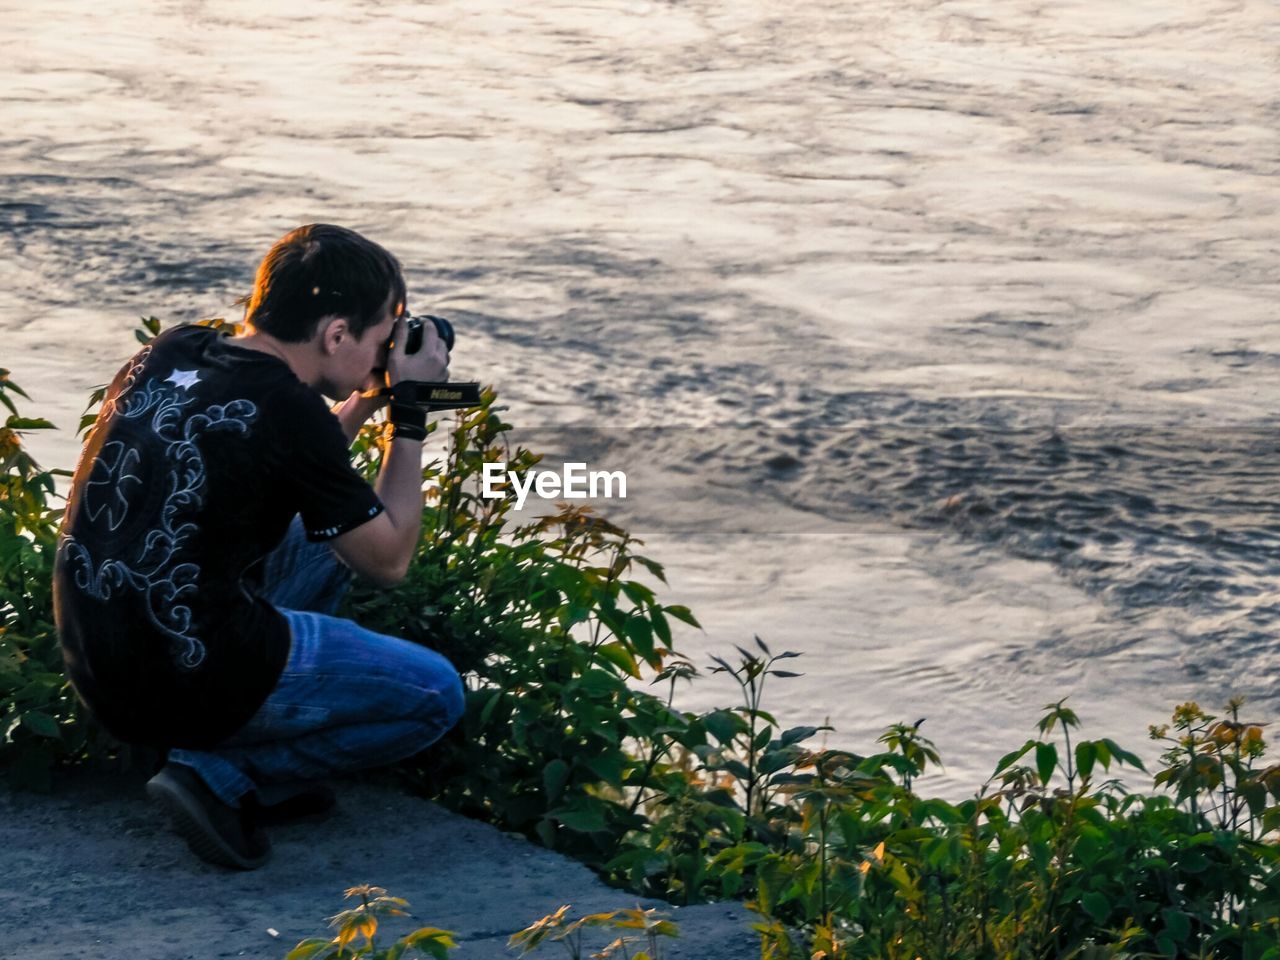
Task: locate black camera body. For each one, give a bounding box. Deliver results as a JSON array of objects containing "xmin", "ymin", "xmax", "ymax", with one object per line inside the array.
[
  {"xmin": 404, "ymin": 314, "xmax": 455, "ymax": 354},
  {"xmin": 392, "ymin": 313, "xmax": 480, "ymax": 411}
]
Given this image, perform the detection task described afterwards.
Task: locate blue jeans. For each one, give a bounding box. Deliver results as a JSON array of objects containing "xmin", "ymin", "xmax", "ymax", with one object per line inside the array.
[{"xmin": 169, "ymin": 518, "xmax": 465, "ymax": 809}]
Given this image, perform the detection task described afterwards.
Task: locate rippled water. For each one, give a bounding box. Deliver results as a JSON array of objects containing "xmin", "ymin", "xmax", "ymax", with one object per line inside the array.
[{"xmin": 4, "ymin": 0, "xmax": 1278, "ymax": 790}]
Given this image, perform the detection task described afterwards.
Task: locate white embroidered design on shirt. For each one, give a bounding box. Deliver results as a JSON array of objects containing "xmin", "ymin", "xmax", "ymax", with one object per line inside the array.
[
  {"xmin": 84, "ymin": 441, "xmax": 142, "ymax": 532},
  {"xmin": 62, "ymin": 368, "xmax": 258, "ymax": 670},
  {"xmin": 165, "ymin": 369, "xmax": 200, "ymax": 391}
]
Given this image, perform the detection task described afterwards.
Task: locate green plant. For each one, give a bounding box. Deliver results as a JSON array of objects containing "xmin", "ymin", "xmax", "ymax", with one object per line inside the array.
[
  {"xmin": 285, "ymin": 885, "xmax": 456, "ymax": 960},
  {"xmin": 508, "ymin": 904, "xmax": 679, "ymax": 960},
  {"xmin": 5, "ymin": 316, "xmax": 1280, "ymax": 959},
  {"xmin": 604, "ymin": 641, "xmax": 842, "ymax": 905},
  {"xmin": 344, "ymin": 389, "xmax": 703, "ymax": 870},
  {"xmin": 732, "ymin": 697, "xmax": 1280, "ymax": 960},
  {"xmin": 703, "ymin": 638, "xmax": 809, "ymax": 833},
  {"xmin": 0, "ymin": 368, "xmax": 106, "ymax": 789}
]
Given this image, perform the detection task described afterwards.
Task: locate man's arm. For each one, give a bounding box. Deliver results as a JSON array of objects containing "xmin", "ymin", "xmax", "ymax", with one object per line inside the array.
[
  {"xmin": 330, "ymin": 435, "xmax": 425, "ymax": 587},
  {"xmin": 328, "ymin": 317, "xmax": 448, "ymax": 587},
  {"xmin": 332, "ymin": 389, "xmax": 385, "ymax": 444}
]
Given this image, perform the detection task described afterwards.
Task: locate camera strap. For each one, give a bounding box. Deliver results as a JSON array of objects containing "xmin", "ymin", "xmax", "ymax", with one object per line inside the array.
[{"xmin": 380, "ymin": 380, "xmax": 484, "ymax": 411}]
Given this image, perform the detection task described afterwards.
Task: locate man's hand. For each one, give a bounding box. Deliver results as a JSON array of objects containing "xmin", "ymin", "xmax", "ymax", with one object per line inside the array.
[
  {"xmin": 387, "ymin": 316, "xmax": 449, "ymax": 386},
  {"xmin": 356, "ymin": 367, "xmax": 388, "ymax": 397},
  {"xmin": 333, "ymin": 369, "xmax": 390, "ymax": 444}
]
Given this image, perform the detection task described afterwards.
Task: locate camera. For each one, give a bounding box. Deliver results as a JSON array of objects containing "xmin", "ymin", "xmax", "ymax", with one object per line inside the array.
[
  {"xmin": 388, "ymin": 312, "xmax": 481, "ymax": 411},
  {"xmin": 404, "ymin": 314, "xmax": 454, "ymax": 354}
]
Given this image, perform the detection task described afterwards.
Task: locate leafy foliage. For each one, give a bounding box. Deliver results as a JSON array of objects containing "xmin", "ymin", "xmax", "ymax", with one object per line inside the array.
[
  {"xmin": 3, "ymin": 318, "xmax": 1279, "ymax": 958},
  {"xmin": 0, "ymin": 369, "xmax": 124, "ymax": 789},
  {"xmin": 344, "ymin": 391, "xmax": 704, "ymax": 872},
  {"xmin": 508, "ymin": 904, "xmax": 679, "ymax": 960},
  {"xmin": 285, "ymin": 893, "xmax": 678, "ymax": 960},
  {"xmin": 284, "ymin": 886, "xmax": 457, "ymax": 960},
  {"xmin": 713, "ymin": 695, "xmax": 1280, "ymax": 960}
]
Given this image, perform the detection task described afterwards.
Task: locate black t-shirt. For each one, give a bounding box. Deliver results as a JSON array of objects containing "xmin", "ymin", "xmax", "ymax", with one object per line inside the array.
[{"xmin": 54, "ymin": 325, "xmax": 385, "ymax": 749}]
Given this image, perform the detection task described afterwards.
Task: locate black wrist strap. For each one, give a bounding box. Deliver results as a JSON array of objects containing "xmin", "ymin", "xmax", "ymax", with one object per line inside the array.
[
  {"xmin": 390, "ymin": 423, "xmax": 427, "ymax": 442},
  {"xmin": 389, "ymin": 401, "xmax": 427, "ymax": 442}
]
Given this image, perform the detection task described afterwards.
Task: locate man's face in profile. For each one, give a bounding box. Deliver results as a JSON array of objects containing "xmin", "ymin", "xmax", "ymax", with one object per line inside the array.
[{"xmin": 327, "ymin": 295, "xmax": 398, "ymax": 399}]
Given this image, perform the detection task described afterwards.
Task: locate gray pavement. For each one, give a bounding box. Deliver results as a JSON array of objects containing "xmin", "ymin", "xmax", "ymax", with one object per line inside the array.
[{"xmin": 0, "ymin": 768, "xmax": 757, "ymax": 959}]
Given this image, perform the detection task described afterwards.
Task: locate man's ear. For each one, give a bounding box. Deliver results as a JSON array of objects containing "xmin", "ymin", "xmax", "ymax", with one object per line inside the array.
[{"xmin": 318, "ymin": 315, "xmax": 351, "ymax": 355}]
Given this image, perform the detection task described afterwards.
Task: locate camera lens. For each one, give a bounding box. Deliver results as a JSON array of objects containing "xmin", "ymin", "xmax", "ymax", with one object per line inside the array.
[
  {"xmin": 404, "ymin": 314, "xmax": 454, "ymax": 354},
  {"xmin": 428, "ymin": 315, "xmax": 455, "ymax": 353}
]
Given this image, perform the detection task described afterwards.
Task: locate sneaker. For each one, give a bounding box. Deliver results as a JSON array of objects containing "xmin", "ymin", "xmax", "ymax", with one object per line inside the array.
[
  {"xmin": 250, "ymin": 781, "xmax": 337, "ymax": 825},
  {"xmin": 146, "ymin": 763, "xmax": 271, "ymax": 870}
]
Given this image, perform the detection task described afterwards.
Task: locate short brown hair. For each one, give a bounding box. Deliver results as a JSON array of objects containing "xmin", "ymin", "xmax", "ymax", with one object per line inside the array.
[{"xmin": 243, "ymin": 224, "xmax": 406, "ymax": 342}]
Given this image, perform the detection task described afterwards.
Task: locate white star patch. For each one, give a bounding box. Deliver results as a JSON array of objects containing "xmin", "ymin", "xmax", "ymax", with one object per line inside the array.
[{"xmin": 165, "ymin": 369, "xmax": 201, "ymax": 391}]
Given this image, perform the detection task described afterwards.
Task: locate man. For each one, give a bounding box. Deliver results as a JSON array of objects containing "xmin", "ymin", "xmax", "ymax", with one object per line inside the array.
[{"xmin": 54, "ymin": 224, "xmax": 464, "ymax": 869}]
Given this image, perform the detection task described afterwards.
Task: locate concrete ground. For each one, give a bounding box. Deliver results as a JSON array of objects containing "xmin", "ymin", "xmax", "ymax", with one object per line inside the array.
[{"xmin": 0, "ymin": 768, "xmax": 757, "ymax": 960}]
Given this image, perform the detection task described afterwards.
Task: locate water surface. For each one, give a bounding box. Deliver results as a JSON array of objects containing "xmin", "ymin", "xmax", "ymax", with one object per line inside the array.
[{"xmin": 4, "ymin": 0, "xmax": 1278, "ymax": 791}]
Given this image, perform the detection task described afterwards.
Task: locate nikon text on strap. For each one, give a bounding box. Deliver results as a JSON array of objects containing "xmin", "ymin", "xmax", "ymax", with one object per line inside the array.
[{"xmin": 385, "ymin": 381, "xmax": 483, "ymax": 412}]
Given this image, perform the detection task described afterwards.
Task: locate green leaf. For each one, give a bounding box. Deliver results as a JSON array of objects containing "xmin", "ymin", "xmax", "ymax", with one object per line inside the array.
[
  {"xmin": 1161, "ymin": 908, "xmax": 1190, "ymax": 943},
  {"xmin": 1, "ymin": 375, "xmax": 31, "ymax": 399},
  {"xmin": 577, "ymin": 668, "xmax": 624, "ymax": 697},
  {"xmin": 759, "ymin": 748, "xmax": 800, "ymax": 775},
  {"xmin": 994, "ymin": 740, "xmax": 1035, "ymax": 775},
  {"xmin": 478, "ymin": 690, "xmax": 503, "ymax": 724},
  {"xmin": 781, "ymin": 726, "xmax": 819, "ymax": 747},
  {"xmin": 621, "ymin": 581, "xmax": 654, "ymax": 607},
  {"xmin": 1075, "ymin": 740, "xmax": 1096, "ymax": 780},
  {"xmin": 20, "ymin": 710, "xmax": 60, "ymax": 739},
  {"xmin": 634, "ymin": 555, "xmax": 667, "ymax": 583},
  {"xmin": 648, "ymin": 607, "xmax": 671, "ymax": 646},
  {"xmin": 534, "ymin": 819, "xmax": 557, "ymax": 849},
  {"xmin": 704, "ymin": 709, "xmax": 744, "ymax": 745},
  {"xmin": 625, "ymin": 616, "xmax": 654, "ymax": 660},
  {"xmin": 543, "ymin": 759, "xmax": 570, "ymax": 802},
  {"xmin": 708, "ymin": 654, "xmax": 736, "ymax": 675},
  {"xmin": 596, "ymin": 641, "xmax": 640, "ymax": 678},
  {"xmin": 582, "ymin": 752, "xmax": 627, "ymax": 788},
  {"xmin": 1094, "ymin": 738, "xmax": 1112, "ymax": 770},
  {"xmin": 1074, "ymin": 825, "xmax": 1107, "ymax": 866},
  {"xmin": 664, "ymin": 605, "xmax": 701, "ymax": 628},
  {"xmin": 5, "ymin": 417, "xmax": 56, "ymax": 431},
  {"xmin": 551, "ymin": 805, "xmax": 610, "ymax": 834},
  {"xmin": 1081, "ymin": 891, "xmax": 1110, "ymax": 924},
  {"xmin": 284, "ymin": 938, "xmax": 333, "ymax": 960},
  {"xmin": 1100, "ymin": 738, "xmax": 1147, "ymax": 772},
  {"xmin": 1035, "ymin": 742, "xmax": 1058, "ymax": 785},
  {"xmin": 1179, "ymin": 850, "xmax": 1210, "ymax": 873},
  {"xmin": 396, "ymin": 927, "xmax": 458, "ymax": 960}
]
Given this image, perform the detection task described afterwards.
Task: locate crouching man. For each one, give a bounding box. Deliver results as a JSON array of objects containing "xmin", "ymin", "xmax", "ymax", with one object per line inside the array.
[{"xmin": 54, "ymin": 223, "xmax": 464, "ymax": 869}]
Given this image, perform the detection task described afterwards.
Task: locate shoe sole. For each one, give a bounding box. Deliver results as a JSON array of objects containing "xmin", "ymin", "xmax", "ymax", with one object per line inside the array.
[{"xmin": 147, "ymin": 770, "xmax": 271, "ymax": 870}]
